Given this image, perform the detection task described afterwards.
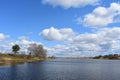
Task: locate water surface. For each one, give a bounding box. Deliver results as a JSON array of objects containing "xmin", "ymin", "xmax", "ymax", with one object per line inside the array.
[{"xmin": 0, "ymin": 59, "xmax": 120, "ymax": 80}]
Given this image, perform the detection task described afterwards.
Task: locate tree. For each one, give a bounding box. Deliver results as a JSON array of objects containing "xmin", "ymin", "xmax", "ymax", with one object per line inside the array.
[
  {"xmin": 12, "ymin": 44, "xmax": 20, "ymax": 54},
  {"xmin": 28, "ymin": 43, "xmax": 47, "ymax": 58}
]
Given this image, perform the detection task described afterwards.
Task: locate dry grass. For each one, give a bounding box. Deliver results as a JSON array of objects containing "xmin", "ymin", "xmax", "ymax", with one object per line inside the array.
[{"xmin": 0, "ymin": 53, "xmax": 45, "ymax": 66}]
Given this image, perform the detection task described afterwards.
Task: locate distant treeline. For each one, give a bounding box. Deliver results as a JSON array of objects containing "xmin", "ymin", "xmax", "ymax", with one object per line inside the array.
[{"xmin": 93, "ymin": 54, "xmax": 120, "ymax": 59}]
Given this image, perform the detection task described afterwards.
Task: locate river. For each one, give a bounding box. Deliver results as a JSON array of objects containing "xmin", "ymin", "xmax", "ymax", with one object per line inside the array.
[{"xmin": 0, "ymin": 59, "xmax": 120, "ymax": 80}]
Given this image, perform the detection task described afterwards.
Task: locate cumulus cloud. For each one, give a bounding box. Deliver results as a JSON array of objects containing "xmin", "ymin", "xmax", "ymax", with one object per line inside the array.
[
  {"xmin": 69, "ymin": 27, "xmax": 120, "ymax": 53},
  {"xmin": 1, "ymin": 27, "xmax": 120, "ymax": 57},
  {"xmin": 0, "ymin": 36, "xmax": 42, "ymax": 53},
  {"xmin": 0, "ymin": 33, "xmax": 9, "ymax": 41},
  {"xmin": 46, "ymin": 27, "xmax": 120, "ymax": 57},
  {"xmin": 79, "ymin": 2, "xmax": 120, "ymax": 28},
  {"xmin": 42, "ymin": 0, "xmax": 99, "ymax": 9},
  {"xmin": 15, "ymin": 36, "xmax": 42, "ymax": 53},
  {"xmin": 40, "ymin": 27, "xmax": 75, "ymax": 41}
]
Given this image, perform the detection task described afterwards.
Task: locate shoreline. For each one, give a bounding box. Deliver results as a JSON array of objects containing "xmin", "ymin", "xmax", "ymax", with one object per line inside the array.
[
  {"xmin": 0, "ymin": 54, "xmax": 47, "ymax": 66},
  {"xmin": 0, "ymin": 58, "xmax": 46, "ymax": 66},
  {"xmin": 0, "ymin": 57, "xmax": 119, "ymax": 66}
]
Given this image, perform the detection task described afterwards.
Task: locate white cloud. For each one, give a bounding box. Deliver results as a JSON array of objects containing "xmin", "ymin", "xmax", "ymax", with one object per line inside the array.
[
  {"xmin": 1, "ymin": 27, "xmax": 120, "ymax": 57},
  {"xmin": 42, "ymin": 0, "xmax": 99, "ymax": 9},
  {"xmin": 15, "ymin": 36, "xmax": 42, "ymax": 53},
  {"xmin": 40, "ymin": 27, "xmax": 75, "ymax": 41},
  {"xmin": 0, "ymin": 36, "xmax": 42, "ymax": 54},
  {"xmin": 79, "ymin": 2, "xmax": 120, "ymax": 28},
  {"xmin": 46, "ymin": 27, "xmax": 120, "ymax": 57},
  {"xmin": 18, "ymin": 36, "xmax": 28, "ymax": 40},
  {"xmin": 0, "ymin": 33, "xmax": 9, "ymax": 41},
  {"xmin": 70, "ymin": 27, "xmax": 120, "ymax": 52}
]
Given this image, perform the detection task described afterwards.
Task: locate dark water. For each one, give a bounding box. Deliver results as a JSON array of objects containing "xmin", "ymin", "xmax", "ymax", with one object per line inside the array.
[{"xmin": 0, "ymin": 59, "xmax": 120, "ymax": 80}]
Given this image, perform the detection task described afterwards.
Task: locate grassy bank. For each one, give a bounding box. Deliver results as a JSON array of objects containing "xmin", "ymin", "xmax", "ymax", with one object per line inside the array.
[{"xmin": 0, "ymin": 53, "xmax": 46, "ymax": 66}]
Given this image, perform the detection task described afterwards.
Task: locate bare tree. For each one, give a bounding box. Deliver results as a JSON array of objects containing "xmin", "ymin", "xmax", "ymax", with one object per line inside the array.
[{"xmin": 28, "ymin": 43, "xmax": 47, "ymax": 58}]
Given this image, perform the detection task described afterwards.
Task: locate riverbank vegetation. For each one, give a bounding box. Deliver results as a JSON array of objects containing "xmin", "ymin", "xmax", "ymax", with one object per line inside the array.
[
  {"xmin": 0, "ymin": 53, "xmax": 44, "ymax": 66},
  {"xmin": 0, "ymin": 43, "xmax": 51, "ymax": 66},
  {"xmin": 93, "ymin": 54, "xmax": 120, "ymax": 60}
]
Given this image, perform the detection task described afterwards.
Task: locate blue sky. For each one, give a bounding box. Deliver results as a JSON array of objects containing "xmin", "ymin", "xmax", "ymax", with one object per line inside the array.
[{"xmin": 0, "ymin": 0, "xmax": 120, "ymax": 57}]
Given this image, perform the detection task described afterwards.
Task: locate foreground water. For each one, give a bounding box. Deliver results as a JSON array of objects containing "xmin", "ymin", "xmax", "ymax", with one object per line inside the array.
[{"xmin": 0, "ymin": 59, "xmax": 120, "ymax": 80}]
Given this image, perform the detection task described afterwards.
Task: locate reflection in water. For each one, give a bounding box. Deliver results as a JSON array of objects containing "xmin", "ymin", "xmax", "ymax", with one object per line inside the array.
[
  {"xmin": 0, "ymin": 59, "xmax": 120, "ymax": 80},
  {"xmin": 9, "ymin": 65, "xmax": 18, "ymax": 80},
  {"xmin": 9, "ymin": 65, "xmax": 28, "ymax": 80}
]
